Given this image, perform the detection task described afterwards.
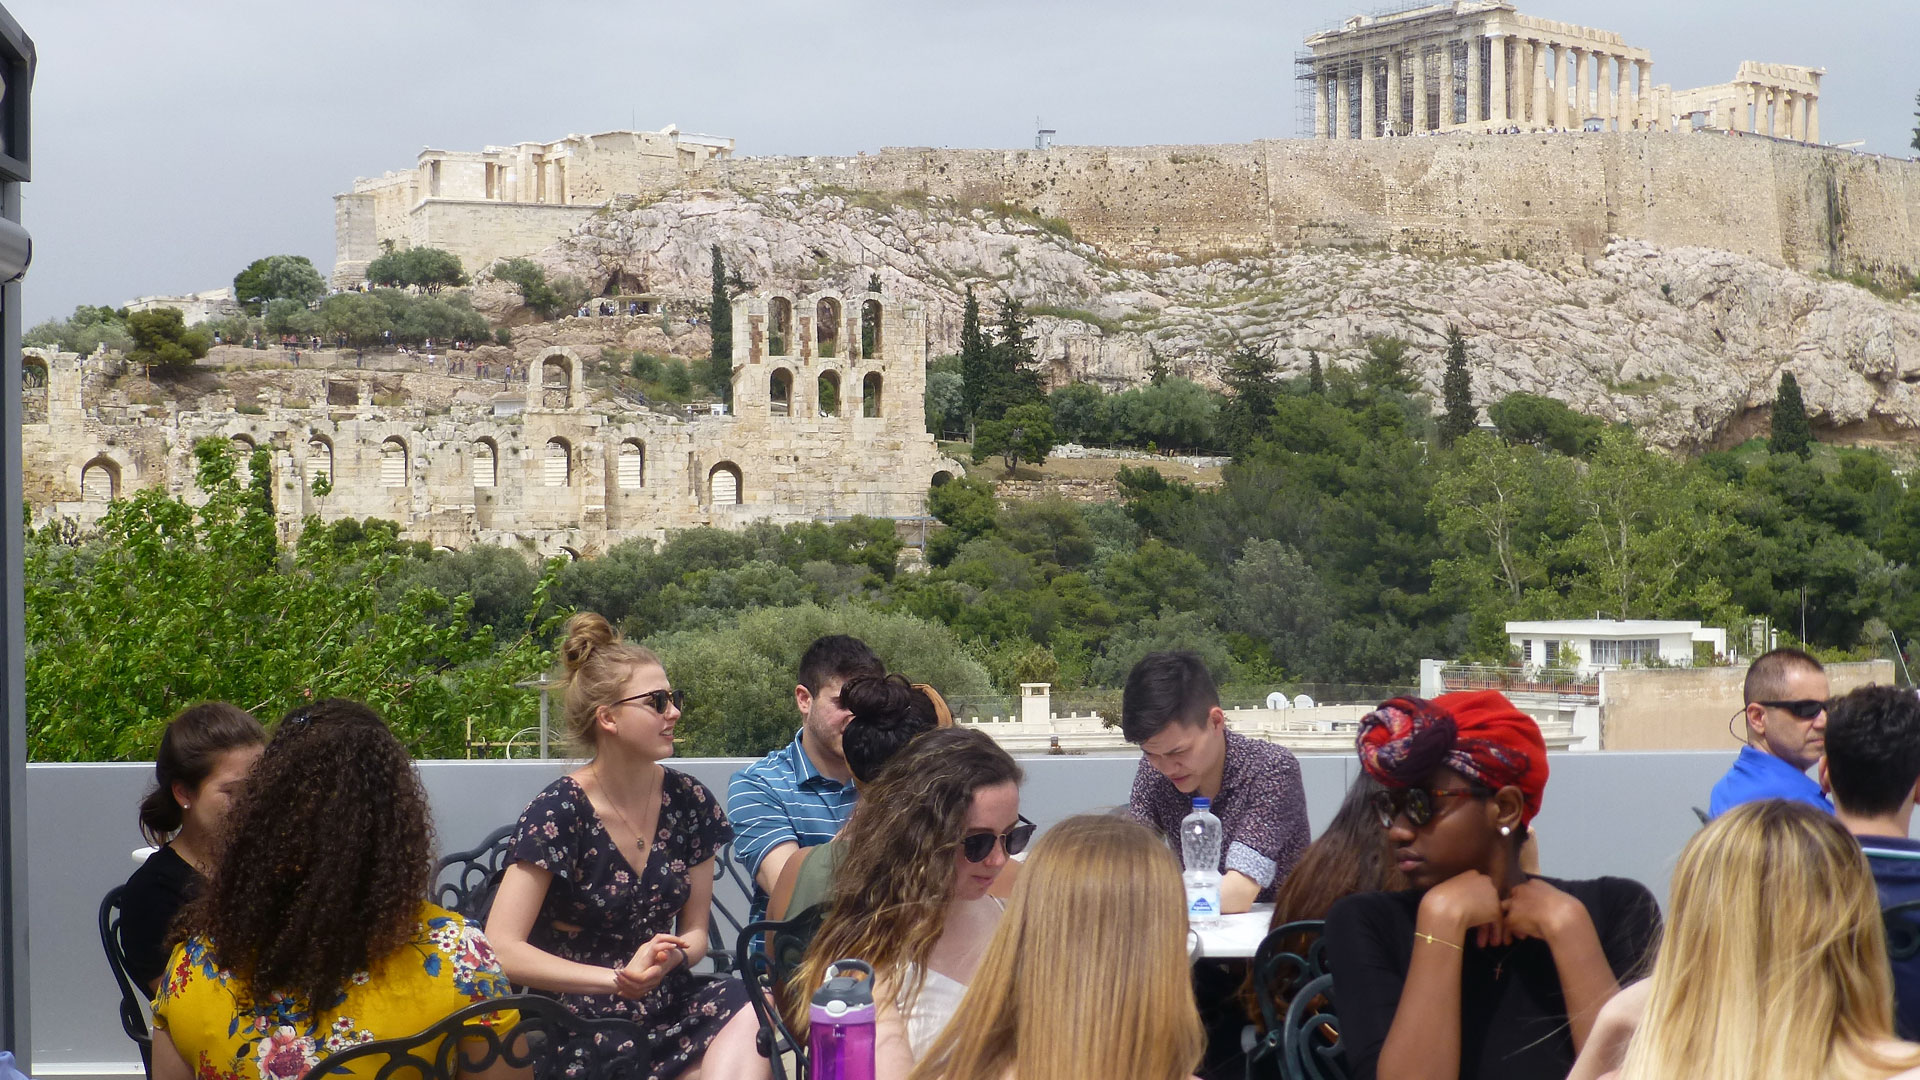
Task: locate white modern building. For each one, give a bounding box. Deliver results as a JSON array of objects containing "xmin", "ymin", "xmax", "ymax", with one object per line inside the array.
[{"xmin": 1506, "ymin": 619, "xmax": 1729, "ymax": 674}]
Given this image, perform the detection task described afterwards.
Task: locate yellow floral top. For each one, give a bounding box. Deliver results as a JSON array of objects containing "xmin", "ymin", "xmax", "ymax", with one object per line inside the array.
[{"xmin": 152, "ymin": 902, "xmax": 512, "ymax": 1080}]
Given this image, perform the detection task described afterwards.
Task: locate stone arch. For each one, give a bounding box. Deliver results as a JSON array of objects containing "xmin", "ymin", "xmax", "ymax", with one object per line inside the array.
[
  {"xmin": 540, "ymin": 353, "xmax": 574, "ymax": 410},
  {"xmin": 21, "ymin": 355, "xmax": 46, "ymax": 388},
  {"xmin": 306, "ymin": 435, "xmax": 334, "ymax": 488},
  {"xmin": 769, "ymin": 368, "xmax": 793, "ymax": 417},
  {"xmin": 709, "ymin": 461, "xmax": 742, "ymax": 505},
  {"xmin": 80, "ymin": 455, "xmax": 119, "ymax": 504},
  {"xmin": 817, "ymin": 370, "xmax": 842, "ymax": 418},
  {"xmin": 932, "ymin": 470, "xmax": 954, "ymax": 487},
  {"xmin": 472, "ymin": 438, "xmax": 498, "ymax": 488},
  {"xmin": 767, "ymin": 296, "xmax": 792, "ymax": 357},
  {"xmin": 544, "ymin": 437, "xmax": 572, "ymax": 486},
  {"xmin": 22, "ymin": 355, "xmax": 47, "ymax": 424},
  {"xmin": 617, "ymin": 439, "xmax": 645, "ymax": 489},
  {"xmin": 558, "ymin": 545, "xmax": 582, "ymax": 562},
  {"xmin": 380, "ymin": 436, "xmax": 409, "ymax": 487},
  {"xmin": 861, "ymin": 298, "xmax": 883, "ymax": 359},
  {"xmin": 816, "ymin": 296, "xmax": 843, "ymax": 358},
  {"xmin": 862, "ymin": 372, "xmax": 883, "ymax": 418},
  {"xmin": 230, "ymin": 434, "xmax": 257, "ymax": 486}
]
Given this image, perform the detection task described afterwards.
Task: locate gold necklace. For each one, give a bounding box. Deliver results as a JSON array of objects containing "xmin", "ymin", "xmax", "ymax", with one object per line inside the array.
[{"xmin": 593, "ymin": 762, "xmax": 653, "ymax": 857}]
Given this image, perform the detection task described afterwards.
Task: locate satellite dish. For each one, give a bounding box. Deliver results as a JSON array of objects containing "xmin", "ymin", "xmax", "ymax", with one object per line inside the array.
[
  {"xmin": 1266, "ymin": 692, "xmax": 1288, "ymax": 709},
  {"xmin": 1293, "ymin": 694, "xmax": 1316, "ymax": 709}
]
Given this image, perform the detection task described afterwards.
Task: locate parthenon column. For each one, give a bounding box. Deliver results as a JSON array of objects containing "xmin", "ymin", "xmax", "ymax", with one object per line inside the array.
[
  {"xmin": 1360, "ymin": 57, "xmax": 1377, "ymax": 139},
  {"xmin": 1487, "ymin": 34, "xmax": 1507, "ymax": 126},
  {"xmin": 1333, "ymin": 63, "xmax": 1350, "ymax": 139},
  {"xmin": 1635, "ymin": 60, "xmax": 1652, "ymax": 129},
  {"xmin": 1314, "ymin": 67, "xmax": 1328, "ymax": 138},
  {"xmin": 1559, "ymin": 47, "xmax": 1576, "ymax": 128},
  {"xmin": 1532, "ymin": 42, "xmax": 1549, "ymax": 129},
  {"xmin": 1465, "ymin": 39, "xmax": 1482, "ymax": 128},
  {"xmin": 1614, "ymin": 56, "xmax": 1628, "ymax": 131},
  {"xmin": 1439, "ymin": 41, "xmax": 1458, "ymax": 128},
  {"xmin": 1571, "ymin": 48, "xmax": 1589, "ymax": 128},
  {"xmin": 1412, "ymin": 44, "xmax": 1429, "ymax": 132},
  {"xmin": 1808, "ymin": 98, "xmax": 1820, "ymax": 143},
  {"xmin": 1762, "ymin": 87, "xmax": 1776, "ymax": 136},
  {"xmin": 1386, "ymin": 51, "xmax": 1403, "ymax": 135}
]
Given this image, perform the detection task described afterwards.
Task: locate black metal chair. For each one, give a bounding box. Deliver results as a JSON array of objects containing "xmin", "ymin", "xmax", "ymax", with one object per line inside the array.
[
  {"xmin": 431, "ymin": 824, "xmax": 517, "ymax": 922},
  {"xmin": 98, "ymin": 884, "xmax": 154, "ymax": 1070},
  {"xmin": 1281, "ymin": 972, "xmax": 1348, "ymax": 1080},
  {"xmin": 734, "ymin": 905, "xmax": 829, "ymax": 1080},
  {"xmin": 705, "ymin": 845, "xmax": 755, "ymax": 975},
  {"xmin": 1691, "ymin": 806, "xmax": 1711, "ymax": 826},
  {"xmin": 296, "ymin": 994, "xmax": 647, "ymax": 1080},
  {"xmin": 1246, "ymin": 920, "xmax": 1330, "ymax": 1080}
]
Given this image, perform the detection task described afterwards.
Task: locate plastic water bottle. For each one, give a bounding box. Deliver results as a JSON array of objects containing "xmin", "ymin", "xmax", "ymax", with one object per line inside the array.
[
  {"xmin": 1181, "ymin": 796, "xmax": 1223, "ymax": 919},
  {"xmin": 809, "ymin": 958, "xmax": 877, "ymax": 1080}
]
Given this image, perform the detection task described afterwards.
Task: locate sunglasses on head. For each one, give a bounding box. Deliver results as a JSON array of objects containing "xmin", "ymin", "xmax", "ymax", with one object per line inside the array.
[
  {"xmin": 613, "ymin": 689, "xmax": 686, "ymax": 713},
  {"xmin": 960, "ymin": 816, "xmax": 1035, "ymax": 863},
  {"xmin": 1757, "ymin": 698, "xmax": 1828, "ymax": 720},
  {"xmin": 1371, "ymin": 784, "xmax": 1492, "ymax": 830}
]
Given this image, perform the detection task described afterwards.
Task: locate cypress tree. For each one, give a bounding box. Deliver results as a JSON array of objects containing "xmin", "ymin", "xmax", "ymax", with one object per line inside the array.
[
  {"xmin": 707, "ymin": 245, "xmax": 732, "ymax": 400},
  {"xmin": 987, "ymin": 296, "xmax": 1042, "ymax": 418},
  {"xmin": 1438, "ymin": 324, "xmax": 1476, "ymax": 448},
  {"xmin": 959, "ymin": 286, "xmax": 989, "ymax": 436},
  {"xmin": 1307, "ymin": 350, "xmax": 1326, "ymax": 395},
  {"xmin": 1770, "ymin": 370, "xmax": 1814, "ymax": 458}
]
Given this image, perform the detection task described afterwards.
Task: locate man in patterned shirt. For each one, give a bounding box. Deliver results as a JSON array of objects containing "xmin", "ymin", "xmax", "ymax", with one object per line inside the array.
[{"xmin": 1123, "ymin": 650, "xmax": 1311, "ymax": 914}]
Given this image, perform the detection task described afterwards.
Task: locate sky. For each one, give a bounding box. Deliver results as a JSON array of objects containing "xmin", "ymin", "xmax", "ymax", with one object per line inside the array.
[{"xmin": 12, "ymin": 0, "xmax": 1918, "ymax": 326}]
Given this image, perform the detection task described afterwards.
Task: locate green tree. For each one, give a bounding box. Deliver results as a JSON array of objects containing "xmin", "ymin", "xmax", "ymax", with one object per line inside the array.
[
  {"xmin": 1488, "ymin": 392, "xmax": 1606, "ymax": 457},
  {"xmin": 982, "ymin": 296, "xmax": 1044, "ymax": 418},
  {"xmin": 1769, "ymin": 370, "xmax": 1814, "ymax": 458},
  {"xmin": 973, "ymin": 402, "xmax": 1055, "ymax": 473},
  {"xmin": 1048, "ymin": 382, "xmax": 1111, "ymax": 446},
  {"xmin": 926, "ymin": 475, "xmax": 999, "ymax": 566},
  {"xmin": 25, "ymin": 304, "xmax": 133, "ymax": 355},
  {"xmin": 1307, "ymin": 351, "xmax": 1326, "ymax": 396},
  {"xmin": 708, "ymin": 245, "xmax": 733, "ymax": 400},
  {"xmin": 1108, "ymin": 378, "xmax": 1219, "ymax": 450},
  {"xmin": 365, "ymin": 247, "xmax": 467, "ymax": 291},
  {"xmin": 233, "ymin": 255, "xmax": 326, "ymax": 314},
  {"xmin": 491, "ymin": 257, "xmax": 565, "ymax": 319},
  {"xmin": 958, "ymin": 286, "xmax": 990, "ymax": 433},
  {"xmin": 924, "ymin": 370, "xmax": 965, "ymax": 437},
  {"xmin": 125, "ymin": 308, "xmax": 212, "ymax": 373},
  {"xmin": 1220, "ymin": 343, "xmax": 1281, "ymax": 448},
  {"xmin": 1360, "ymin": 335, "xmax": 1417, "ymax": 395},
  {"xmin": 1438, "ymin": 324, "xmax": 1476, "ymax": 448}
]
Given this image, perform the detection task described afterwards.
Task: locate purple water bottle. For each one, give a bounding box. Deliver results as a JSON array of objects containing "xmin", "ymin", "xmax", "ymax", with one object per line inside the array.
[{"xmin": 808, "ymin": 959, "xmax": 876, "ymax": 1080}]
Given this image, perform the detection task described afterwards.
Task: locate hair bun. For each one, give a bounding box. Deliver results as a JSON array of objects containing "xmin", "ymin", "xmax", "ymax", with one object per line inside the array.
[
  {"xmin": 561, "ymin": 612, "xmax": 618, "ymax": 673},
  {"xmin": 841, "ymin": 673, "xmax": 914, "ymax": 727}
]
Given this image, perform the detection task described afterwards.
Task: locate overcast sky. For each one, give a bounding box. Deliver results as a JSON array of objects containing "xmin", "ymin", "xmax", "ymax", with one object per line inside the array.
[{"xmin": 12, "ymin": 0, "xmax": 1916, "ymax": 326}]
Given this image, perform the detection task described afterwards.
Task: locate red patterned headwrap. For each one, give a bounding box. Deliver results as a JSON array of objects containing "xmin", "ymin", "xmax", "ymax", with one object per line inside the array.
[{"xmin": 1356, "ymin": 690, "xmax": 1550, "ymax": 824}]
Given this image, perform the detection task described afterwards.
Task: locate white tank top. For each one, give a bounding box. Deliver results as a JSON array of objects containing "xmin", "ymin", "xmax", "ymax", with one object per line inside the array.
[{"xmin": 900, "ymin": 966, "xmax": 971, "ymax": 1060}]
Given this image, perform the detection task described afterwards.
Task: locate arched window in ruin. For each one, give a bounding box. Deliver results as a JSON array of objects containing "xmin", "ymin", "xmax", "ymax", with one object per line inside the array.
[
  {"xmin": 932, "ymin": 470, "xmax": 954, "ymax": 487},
  {"xmin": 770, "ymin": 368, "xmax": 793, "ymax": 417},
  {"xmin": 472, "ymin": 438, "xmax": 498, "ymax": 488},
  {"xmin": 230, "ymin": 434, "xmax": 256, "ymax": 486},
  {"xmin": 767, "ymin": 296, "xmax": 792, "ymax": 357},
  {"xmin": 618, "ymin": 440, "xmax": 645, "ymax": 489},
  {"xmin": 817, "ymin": 371, "xmax": 841, "ymax": 418},
  {"xmin": 544, "ymin": 438, "xmax": 572, "ymax": 487},
  {"xmin": 81, "ymin": 456, "xmax": 119, "ymax": 504},
  {"xmin": 863, "ymin": 372, "xmax": 883, "ymax": 418},
  {"xmin": 861, "ymin": 299, "xmax": 883, "ymax": 360},
  {"xmin": 709, "ymin": 462, "xmax": 742, "ymax": 506},
  {"xmin": 559, "ymin": 546, "xmax": 582, "ymax": 562},
  {"xmin": 306, "ymin": 436, "xmax": 333, "ymax": 489},
  {"xmin": 816, "ymin": 297, "xmax": 842, "ymax": 358},
  {"xmin": 22, "ymin": 357, "xmax": 47, "ymax": 424},
  {"xmin": 380, "ymin": 437, "xmax": 409, "ymax": 487},
  {"xmin": 542, "ymin": 355, "xmax": 572, "ymax": 410}
]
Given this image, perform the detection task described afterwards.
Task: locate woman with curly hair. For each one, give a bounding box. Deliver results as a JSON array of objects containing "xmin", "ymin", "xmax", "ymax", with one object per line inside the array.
[
  {"xmin": 150, "ymin": 699, "xmax": 512, "ymax": 1080},
  {"xmin": 486, "ymin": 613, "xmax": 764, "ymax": 1080},
  {"xmin": 790, "ymin": 725, "xmax": 1026, "ymax": 1077}
]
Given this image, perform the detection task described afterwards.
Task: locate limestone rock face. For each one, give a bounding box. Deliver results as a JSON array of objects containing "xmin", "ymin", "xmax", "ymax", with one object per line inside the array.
[{"xmin": 529, "ymin": 190, "xmax": 1920, "ymax": 449}]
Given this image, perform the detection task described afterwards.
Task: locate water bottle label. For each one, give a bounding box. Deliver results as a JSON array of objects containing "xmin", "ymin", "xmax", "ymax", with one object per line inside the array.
[{"xmin": 1186, "ymin": 884, "xmax": 1220, "ymax": 917}]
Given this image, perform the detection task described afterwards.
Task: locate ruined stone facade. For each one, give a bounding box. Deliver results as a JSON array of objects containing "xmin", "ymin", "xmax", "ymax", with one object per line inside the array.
[
  {"xmin": 1668, "ymin": 61, "xmax": 1824, "ymax": 140},
  {"xmin": 25, "ymin": 292, "xmax": 959, "ymax": 558}
]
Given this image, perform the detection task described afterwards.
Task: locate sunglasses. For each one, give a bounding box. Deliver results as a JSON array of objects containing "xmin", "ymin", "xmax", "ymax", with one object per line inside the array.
[
  {"xmin": 1371, "ymin": 785, "xmax": 1491, "ymax": 830},
  {"xmin": 613, "ymin": 689, "xmax": 686, "ymax": 713},
  {"xmin": 960, "ymin": 816, "xmax": 1035, "ymax": 863},
  {"xmin": 1757, "ymin": 698, "xmax": 1829, "ymax": 720}
]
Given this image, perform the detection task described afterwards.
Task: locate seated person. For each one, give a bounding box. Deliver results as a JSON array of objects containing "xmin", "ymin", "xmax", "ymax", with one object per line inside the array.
[
  {"xmin": 150, "ymin": 700, "xmax": 512, "ymax": 1080},
  {"xmin": 1707, "ymin": 647, "xmax": 1832, "ymax": 817},
  {"xmin": 120, "ymin": 703, "xmax": 264, "ymax": 997},
  {"xmin": 486, "ymin": 613, "xmax": 764, "ymax": 1080},
  {"xmin": 791, "ymin": 727, "xmax": 1026, "ymax": 1077},
  {"xmin": 1324, "ymin": 690, "xmax": 1660, "ymax": 1080},
  {"xmin": 1823, "ymin": 683, "xmax": 1920, "ymax": 1039},
  {"xmin": 907, "ymin": 814, "xmax": 1204, "ymax": 1080},
  {"xmin": 1122, "ymin": 651, "xmax": 1309, "ymax": 914},
  {"xmin": 1570, "ymin": 801, "xmax": 1920, "ymax": 1080},
  {"xmin": 728, "ymin": 635, "xmax": 884, "ymax": 922},
  {"xmin": 770, "ymin": 674, "xmax": 949, "ymax": 921}
]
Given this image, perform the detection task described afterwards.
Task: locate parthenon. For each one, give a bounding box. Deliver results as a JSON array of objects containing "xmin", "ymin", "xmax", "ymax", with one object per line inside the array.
[{"xmin": 1300, "ymin": 1, "xmax": 1822, "ymax": 142}]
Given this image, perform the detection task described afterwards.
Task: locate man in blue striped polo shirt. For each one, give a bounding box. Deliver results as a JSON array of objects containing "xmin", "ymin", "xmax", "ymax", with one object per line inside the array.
[{"xmin": 729, "ymin": 635, "xmax": 885, "ymax": 922}]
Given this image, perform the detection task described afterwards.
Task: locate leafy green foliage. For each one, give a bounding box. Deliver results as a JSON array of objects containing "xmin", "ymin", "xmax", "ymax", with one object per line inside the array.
[
  {"xmin": 1438, "ymin": 325, "xmax": 1475, "ymax": 448},
  {"xmin": 1769, "ymin": 371, "xmax": 1814, "ymax": 458},
  {"xmin": 1489, "ymin": 392, "xmax": 1605, "ymax": 457},
  {"xmin": 365, "ymin": 247, "xmax": 468, "ymax": 291},
  {"xmin": 973, "ymin": 402, "xmax": 1056, "ymax": 473},
  {"xmin": 125, "ymin": 308, "xmax": 212, "ymax": 373},
  {"xmin": 490, "ymin": 258, "xmax": 587, "ymax": 320},
  {"xmin": 1361, "ymin": 335, "xmax": 1417, "ymax": 394},
  {"xmin": 233, "ymin": 255, "xmax": 326, "ymax": 314},
  {"xmin": 26, "ymin": 304, "xmax": 133, "ymax": 355}
]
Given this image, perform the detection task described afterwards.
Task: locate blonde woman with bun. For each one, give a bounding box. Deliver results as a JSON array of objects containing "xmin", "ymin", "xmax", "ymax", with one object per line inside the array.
[
  {"xmin": 906, "ymin": 814, "xmax": 1204, "ymax": 1080},
  {"xmin": 486, "ymin": 613, "xmax": 766, "ymax": 1080},
  {"xmin": 1570, "ymin": 799, "xmax": 1920, "ymax": 1080}
]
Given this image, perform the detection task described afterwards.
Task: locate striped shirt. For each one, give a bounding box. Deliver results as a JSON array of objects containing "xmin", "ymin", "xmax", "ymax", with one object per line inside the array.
[{"xmin": 728, "ymin": 729, "xmax": 857, "ymax": 922}]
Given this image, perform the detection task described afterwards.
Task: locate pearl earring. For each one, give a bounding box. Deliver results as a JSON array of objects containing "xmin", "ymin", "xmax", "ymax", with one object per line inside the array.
[
  {"xmin": 1499, "ymin": 825, "xmax": 1512, "ymax": 837},
  {"xmin": 180, "ymin": 802, "xmax": 191, "ymax": 811}
]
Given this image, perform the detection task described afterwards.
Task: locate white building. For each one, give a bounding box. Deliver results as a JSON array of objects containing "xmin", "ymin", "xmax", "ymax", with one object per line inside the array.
[{"xmin": 1506, "ymin": 619, "xmax": 1728, "ymax": 674}]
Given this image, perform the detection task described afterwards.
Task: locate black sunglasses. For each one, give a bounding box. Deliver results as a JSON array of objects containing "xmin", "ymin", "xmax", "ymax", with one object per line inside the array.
[
  {"xmin": 613, "ymin": 689, "xmax": 686, "ymax": 713},
  {"xmin": 1371, "ymin": 785, "xmax": 1492, "ymax": 830},
  {"xmin": 1757, "ymin": 698, "xmax": 1829, "ymax": 720},
  {"xmin": 961, "ymin": 816, "xmax": 1035, "ymax": 863}
]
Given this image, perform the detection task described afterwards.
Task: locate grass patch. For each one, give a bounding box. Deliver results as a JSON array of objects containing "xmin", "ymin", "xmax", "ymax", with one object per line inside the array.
[
  {"xmin": 1606, "ymin": 374, "xmax": 1677, "ymax": 396},
  {"xmin": 1821, "ymin": 269, "xmax": 1920, "ymax": 302},
  {"xmin": 235, "ymin": 403, "xmax": 265, "ymax": 415},
  {"xmin": 1028, "ymin": 305, "xmax": 1122, "ymax": 335}
]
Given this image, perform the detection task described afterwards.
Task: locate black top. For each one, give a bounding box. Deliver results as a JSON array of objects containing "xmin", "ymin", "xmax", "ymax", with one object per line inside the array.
[
  {"xmin": 1324, "ymin": 875, "xmax": 1661, "ymax": 1080},
  {"xmin": 118, "ymin": 844, "xmax": 200, "ymax": 992}
]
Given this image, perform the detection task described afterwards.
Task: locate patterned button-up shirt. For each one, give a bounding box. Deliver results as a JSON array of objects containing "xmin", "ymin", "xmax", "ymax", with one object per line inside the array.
[{"xmin": 1129, "ymin": 727, "xmax": 1311, "ymax": 902}]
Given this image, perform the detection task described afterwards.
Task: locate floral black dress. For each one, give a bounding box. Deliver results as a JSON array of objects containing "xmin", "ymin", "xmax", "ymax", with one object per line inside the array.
[{"xmin": 508, "ymin": 770, "xmax": 746, "ymax": 1080}]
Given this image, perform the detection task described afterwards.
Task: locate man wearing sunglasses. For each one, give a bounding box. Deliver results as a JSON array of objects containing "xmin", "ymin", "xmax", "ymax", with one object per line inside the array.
[{"xmin": 1706, "ymin": 647, "xmax": 1832, "ymax": 819}]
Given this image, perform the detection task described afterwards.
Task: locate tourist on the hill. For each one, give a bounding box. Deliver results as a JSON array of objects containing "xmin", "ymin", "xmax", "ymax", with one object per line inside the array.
[
  {"xmin": 1325, "ymin": 690, "xmax": 1660, "ymax": 1080},
  {"xmin": 1122, "ymin": 650, "xmax": 1309, "ymax": 913},
  {"xmin": 1822, "ymin": 683, "xmax": 1920, "ymax": 1038},
  {"xmin": 906, "ymin": 814, "xmax": 1204, "ymax": 1080},
  {"xmin": 789, "ymin": 726, "xmax": 1025, "ymax": 1076},
  {"xmin": 487, "ymin": 613, "xmax": 764, "ymax": 1080},
  {"xmin": 120, "ymin": 704, "xmax": 266, "ymax": 998},
  {"xmin": 150, "ymin": 700, "xmax": 512, "ymax": 1080},
  {"xmin": 1706, "ymin": 647, "xmax": 1831, "ymax": 817},
  {"xmin": 1569, "ymin": 800, "xmax": 1920, "ymax": 1080},
  {"xmin": 727, "ymin": 634, "xmax": 884, "ymax": 922}
]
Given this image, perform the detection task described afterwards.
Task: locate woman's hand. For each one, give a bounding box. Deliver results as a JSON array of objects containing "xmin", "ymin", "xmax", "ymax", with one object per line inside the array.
[
  {"xmin": 613, "ymin": 933, "xmax": 691, "ymax": 998},
  {"xmin": 1420, "ymin": 869, "xmax": 1507, "ymax": 946},
  {"xmin": 1503, "ymin": 878, "xmax": 1585, "ymax": 945}
]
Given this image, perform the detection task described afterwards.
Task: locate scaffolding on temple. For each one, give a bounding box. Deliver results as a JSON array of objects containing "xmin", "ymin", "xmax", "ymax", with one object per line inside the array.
[{"xmin": 1293, "ymin": 1, "xmax": 1443, "ymax": 139}]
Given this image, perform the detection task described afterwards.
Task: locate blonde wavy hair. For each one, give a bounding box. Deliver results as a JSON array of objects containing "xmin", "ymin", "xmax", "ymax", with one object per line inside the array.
[
  {"xmin": 1619, "ymin": 799, "xmax": 1920, "ymax": 1080},
  {"xmin": 906, "ymin": 814, "xmax": 1204, "ymax": 1080},
  {"xmin": 553, "ymin": 612, "xmax": 661, "ymax": 752}
]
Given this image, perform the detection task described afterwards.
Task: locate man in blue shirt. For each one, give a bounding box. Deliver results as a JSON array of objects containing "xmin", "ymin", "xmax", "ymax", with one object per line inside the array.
[
  {"xmin": 1822, "ymin": 683, "xmax": 1920, "ymax": 1038},
  {"xmin": 727, "ymin": 635, "xmax": 884, "ymax": 922},
  {"xmin": 1708, "ymin": 647, "xmax": 1832, "ymax": 818}
]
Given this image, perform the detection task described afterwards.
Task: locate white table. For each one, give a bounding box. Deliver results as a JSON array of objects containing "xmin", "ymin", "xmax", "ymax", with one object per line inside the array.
[{"xmin": 1189, "ymin": 903, "xmax": 1275, "ymax": 960}]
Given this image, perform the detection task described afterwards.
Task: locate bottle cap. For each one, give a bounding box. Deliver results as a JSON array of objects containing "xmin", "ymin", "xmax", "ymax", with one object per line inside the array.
[{"xmin": 1192, "ymin": 796, "xmax": 1210, "ymax": 810}]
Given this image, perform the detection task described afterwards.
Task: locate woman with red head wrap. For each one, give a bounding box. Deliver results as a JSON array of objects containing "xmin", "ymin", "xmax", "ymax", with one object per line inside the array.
[{"xmin": 1323, "ymin": 691, "xmax": 1661, "ymax": 1080}]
